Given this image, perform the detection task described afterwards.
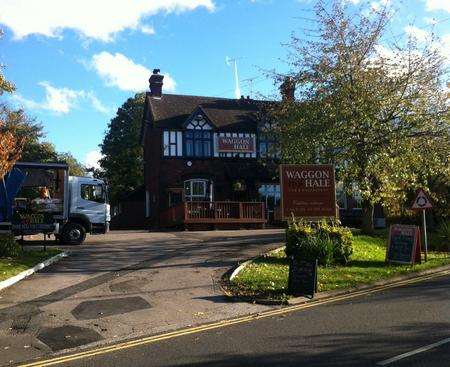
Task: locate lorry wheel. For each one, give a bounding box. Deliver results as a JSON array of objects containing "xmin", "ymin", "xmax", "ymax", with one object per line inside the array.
[{"xmin": 62, "ymin": 223, "xmax": 86, "ymax": 245}]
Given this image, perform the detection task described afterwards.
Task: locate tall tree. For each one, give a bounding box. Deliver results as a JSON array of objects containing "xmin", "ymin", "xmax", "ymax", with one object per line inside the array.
[
  {"xmin": 0, "ymin": 120, "xmax": 24, "ymax": 180},
  {"xmin": 0, "ymin": 106, "xmax": 86, "ymax": 175},
  {"xmin": 100, "ymin": 93, "xmax": 145, "ymax": 203},
  {"xmin": 0, "ymin": 45, "xmax": 23, "ymax": 179},
  {"xmin": 57, "ymin": 152, "xmax": 86, "ymax": 176},
  {"xmin": 274, "ymin": 1, "xmax": 449, "ymax": 233},
  {"xmin": 0, "ymin": 48, "xmax": 24, "ymax": 223}
]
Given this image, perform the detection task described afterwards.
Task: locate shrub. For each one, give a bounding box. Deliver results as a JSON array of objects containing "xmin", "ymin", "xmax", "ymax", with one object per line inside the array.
[
  {"xmin": 286, "ymin": 220, "xmax": 353, "ymax": 266},
  {"xmin": 431, "ymin": 220, "xmax": 450, "ymax": 252},
  {"xmin": 0, "ymin": 233, "xmax": 21, "ymax": 257},
  {"xmin": 317, "ymin": 221, "xmax": 354, "ymax": 264}
]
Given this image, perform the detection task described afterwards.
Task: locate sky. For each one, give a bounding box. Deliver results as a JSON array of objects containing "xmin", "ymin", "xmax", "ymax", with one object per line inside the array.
[{"xmin": 0, "ymin": 0, "xmax": 449, "ymax": 169}]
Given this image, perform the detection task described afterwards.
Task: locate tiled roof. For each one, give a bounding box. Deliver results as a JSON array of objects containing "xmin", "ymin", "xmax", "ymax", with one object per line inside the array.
[{"xmin": 146, "ymin": 93, "xmax": 263, "ymax": 131}]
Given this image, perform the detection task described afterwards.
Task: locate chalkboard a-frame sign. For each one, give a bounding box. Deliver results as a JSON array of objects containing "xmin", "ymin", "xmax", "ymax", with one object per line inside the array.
[
  {"xmin": 288, "ymin": 258, "xmax": 318, "ymax": 298},
  {"xmin": 386, "ymin": 224, "xmax": 421, "ymax": 265}
]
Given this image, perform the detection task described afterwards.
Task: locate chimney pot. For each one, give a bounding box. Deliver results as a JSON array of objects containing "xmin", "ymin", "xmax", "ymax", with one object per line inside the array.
[
  {"xmin": 280, "ymin": 76, "xmax": 295, "ymax": 102},
  {"xmin": 149, "ymin": 68, "xmax": 164, "ymax": 97}
]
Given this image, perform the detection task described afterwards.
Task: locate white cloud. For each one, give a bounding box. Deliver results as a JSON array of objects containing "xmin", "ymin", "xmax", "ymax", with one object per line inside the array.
[
  {"xmin": 424, "ymin": 0, "xmax": 450, "ymax": 13},
  {"xmin": 440, "ymin": 34, "xmax": 450, "ymax": 62},
  {"xmin": 372, "ymin": 33, "xmax": 450, "ymax": 77},
  {"xmin": 12, "ymin": 82, "xmax": 110, "ymax": 114},
  {"xmin": 140, "ymin": 25, "xmax": 155, "ymax": 35},
  {"xmin": 39, "ymin": 82, "xmax": 80, "ymax": 113},
  {"xmin": 424, "ymin": 17, "xmax": 438, "ymax": 25},
  {"xmin": 0, "ymin": 0, "xmax": 215, "ymax": 41},
  {"xmin": 371, "ymin": 45, "xmax": 417, "ymax": 76},
  {"xmin": 371, "ymin": 1, "xmax": 381, "ymax": 11},
  {"xmin": 84, "ymin": 92, "xmax": 110, "ymax": 114},
  {"xmin": 91, "ymin": 51, "xmax": 176, "ymax": 92},
  {"xmin": 370, "ymin": 0, "xmax": 391, "ymax": 11},
  {"xmin": 85, "ymin": 150, "xmax": 103, "ymax": 170},
  {"xmin": 404, "ymin": 25, "xmax": 429, "ymax": 43}
]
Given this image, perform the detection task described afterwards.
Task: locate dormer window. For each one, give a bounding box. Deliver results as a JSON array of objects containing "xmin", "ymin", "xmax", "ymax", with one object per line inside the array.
[{"xmin": 185, "ymin": 115, "xmax": 212, "ymax": 158}]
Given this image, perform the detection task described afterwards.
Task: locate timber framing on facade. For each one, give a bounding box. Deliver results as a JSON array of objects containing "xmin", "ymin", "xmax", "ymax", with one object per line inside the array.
[{"xmin": 140, "ymin": 70, "xmax": 281, "ymax": 230}]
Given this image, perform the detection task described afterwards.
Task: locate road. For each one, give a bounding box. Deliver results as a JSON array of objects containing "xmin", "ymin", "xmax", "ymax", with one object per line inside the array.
[
  {"xmin": 0, "ymin": 229, "xmax": 284, "ymax": 366},
  {"xmin": 27, "ymin": 272, "xmax": 450, "ymax": 367}
]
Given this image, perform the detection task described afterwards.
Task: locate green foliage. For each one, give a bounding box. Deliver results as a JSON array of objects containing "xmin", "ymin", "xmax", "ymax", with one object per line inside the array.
[
  {"xmin": 286, "ymin": 220, "xmax": 353, "ymax": 266},
  {"xmin": 431, "ymin": 220, "xmax": 450, "ymax": 252},
  {"xmin": 322, "ymin": 222, "xmax": 354, "ymax": 264},
  {"xmin": 0, "ymin": 73, "xmax": 14, "ymax": 94},
  {"xmin": 0, "ymin": 31, "xmax": 15, "ymax": 94},
  {"xmin": 100, "ymin": 93, "xmax": 145, "ymax": 203},
  {"xmin": 273, "ymin": 0, "xmax": 449, "ymax": 233},
  {"xmin": 57, "ymin": 152, "xmax": 85, "ymax": 176},
  {"xmin": 0, "ymin": 106, "xmax": 85, "ymax": 174},
  {"xmin": 0, "ymin": 248, "xmax": 61, "ymax": 281},
  {"xmin": 21, "ymin": 140, "xmax": 57, "ymax": 162},
  {"xmin": 0, "ymin": 234, "xmax": 21, "ymax": 257},
  {"xmin": 231, "ymin": 232, "xmax": 450, "ymax": 299}
]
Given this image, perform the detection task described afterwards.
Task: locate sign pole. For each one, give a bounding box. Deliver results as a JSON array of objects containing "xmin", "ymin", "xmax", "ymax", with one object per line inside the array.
[
  {"xmin": 422, "ymin": 209, "xmax": 428, "ymax": 262},
  {"xmin": 411, "ymin": 188, "xmax": 432, "ymax": 262}
]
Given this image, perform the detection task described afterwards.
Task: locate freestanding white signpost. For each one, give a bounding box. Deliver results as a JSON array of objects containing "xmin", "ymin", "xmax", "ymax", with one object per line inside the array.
[{"xmin": 411, "ymin": 189, "xmax": 433, "ymax": 262}]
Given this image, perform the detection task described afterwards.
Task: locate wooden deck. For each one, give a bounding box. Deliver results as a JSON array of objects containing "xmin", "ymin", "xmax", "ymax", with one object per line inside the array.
[{"xmin": 160, "ymin": 201, "xmax": 266, "ymax": 228}]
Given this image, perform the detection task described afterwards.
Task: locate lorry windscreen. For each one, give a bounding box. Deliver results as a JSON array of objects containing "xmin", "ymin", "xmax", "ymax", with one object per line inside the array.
[{"xmin": 80, "ymin": 183, "xmax": 106, "ymax": 203}]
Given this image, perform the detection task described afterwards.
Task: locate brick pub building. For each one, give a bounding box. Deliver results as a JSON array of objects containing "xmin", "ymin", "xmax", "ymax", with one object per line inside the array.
[
  {"xmin": 139, "ymin": 70, "xmax": 283, "ymax": 230},
  {"xmin": 111, "ymin": 70, "xmax": 384, "ymax": 230}
]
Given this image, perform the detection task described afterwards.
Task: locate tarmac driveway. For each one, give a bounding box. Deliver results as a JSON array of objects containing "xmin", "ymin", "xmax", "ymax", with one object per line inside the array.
[{"xmin": 0, "ymin": 229, "xmax": 284, "ymax": 365}]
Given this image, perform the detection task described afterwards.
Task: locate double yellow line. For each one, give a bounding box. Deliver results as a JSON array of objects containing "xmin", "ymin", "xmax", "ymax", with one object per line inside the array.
[{"xmin": 20, "ymin": 269, "xmax": 450, "ymax": 367}]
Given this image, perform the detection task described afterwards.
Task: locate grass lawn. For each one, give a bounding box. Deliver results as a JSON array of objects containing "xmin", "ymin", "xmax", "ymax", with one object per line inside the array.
[
  {"xmin": 0, "ymin": 249, "xmax": 62, "ymax": 282},
  {"xmin": 229, "ymin": 231, "xmax": 450, "ymax": 299}
]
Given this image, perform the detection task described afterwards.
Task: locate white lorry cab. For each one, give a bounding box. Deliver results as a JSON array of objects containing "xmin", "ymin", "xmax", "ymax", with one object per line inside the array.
[
  {"xmin": 0, "ymin": 162, "xmax": 110, "ymax": 245},
  {"xmin": 65, "ymin": 175, "xmax": 111, "ymax": 244}
]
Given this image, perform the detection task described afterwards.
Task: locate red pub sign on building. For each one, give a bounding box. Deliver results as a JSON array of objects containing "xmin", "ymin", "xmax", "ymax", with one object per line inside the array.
[
  {"xmin": 280, "ymin": 164, "xmax": 336, "ymax": 220},
  {"xmin": 217, "ymin": 136, "xmax": 255, "ymax": 153}
]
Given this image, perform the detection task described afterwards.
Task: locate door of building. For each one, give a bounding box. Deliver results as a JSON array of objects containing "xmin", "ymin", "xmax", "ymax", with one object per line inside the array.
[{"xmin": 258, "ymin": 184, "xmax": 280, "ymax": 223}]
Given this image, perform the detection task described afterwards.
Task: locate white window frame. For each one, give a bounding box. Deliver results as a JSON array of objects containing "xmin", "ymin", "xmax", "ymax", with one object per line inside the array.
[
  {"xmin": 163, "ymin": 130, "xmax": 183, "ymax": 157},
  {"xmin": 184, "ymin": 179, "xmax": 212, "ymax": 202}
]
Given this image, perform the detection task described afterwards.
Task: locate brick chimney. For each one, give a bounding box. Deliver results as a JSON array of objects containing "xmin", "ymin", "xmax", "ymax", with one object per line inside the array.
[
  {"xmin": 149, "ymin": 69, "xmax": 164, "ymax": 97},
  {"xmin": 280, "ymin": 76, "xmax": 295, "ymax": 102}
]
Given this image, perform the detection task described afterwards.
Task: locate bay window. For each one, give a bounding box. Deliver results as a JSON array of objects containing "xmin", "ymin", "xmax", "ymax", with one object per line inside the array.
[{"xmin": 184, "ymin": 179, "xmax": 212, "ymax": 202}]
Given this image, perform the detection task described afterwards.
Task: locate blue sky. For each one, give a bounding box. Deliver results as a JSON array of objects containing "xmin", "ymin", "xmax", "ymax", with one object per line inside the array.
[{"xmin": 0, "ymin": 0, "xmax": 449, "ymax": 168}]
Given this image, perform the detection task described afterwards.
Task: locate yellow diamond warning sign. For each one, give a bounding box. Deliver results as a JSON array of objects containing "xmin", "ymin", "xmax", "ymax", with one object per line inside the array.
[{"xmin": 411, "ymin": 189, "xmax": 433, "ymax": 210}]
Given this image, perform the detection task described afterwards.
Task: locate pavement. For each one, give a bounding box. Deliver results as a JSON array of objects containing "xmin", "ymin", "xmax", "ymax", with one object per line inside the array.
[
  {"xmin": 0, "ymin": 229, "xmax": 285, "ymax": 366},
  {"xmin": 33, "ymin": 272, "xmax": 450, "ymax": 367}
]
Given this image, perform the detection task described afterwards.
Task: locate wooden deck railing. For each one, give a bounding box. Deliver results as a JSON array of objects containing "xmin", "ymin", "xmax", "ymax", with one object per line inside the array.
[{"xmin": 160, "ymin": 201, "xmax": 266, "ymax": 226}]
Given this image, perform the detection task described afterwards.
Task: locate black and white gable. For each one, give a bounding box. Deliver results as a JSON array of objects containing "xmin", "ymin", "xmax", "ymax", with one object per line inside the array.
[{"xmin": 184, "ymin": 107, "xmax": 214, "ymax": 131}]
